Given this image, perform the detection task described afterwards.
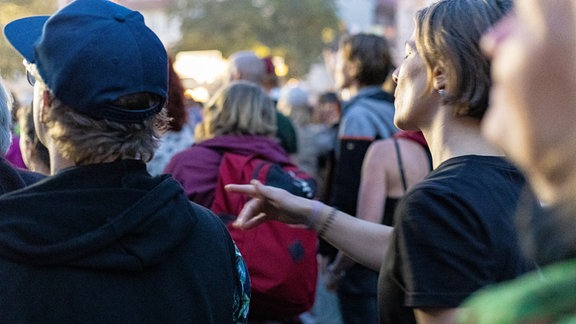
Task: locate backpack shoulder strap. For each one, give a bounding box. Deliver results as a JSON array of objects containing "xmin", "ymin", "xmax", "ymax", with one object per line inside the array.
[{"xmin": 211, "ymin": 151, "xmax": 261, "ymax": 218}]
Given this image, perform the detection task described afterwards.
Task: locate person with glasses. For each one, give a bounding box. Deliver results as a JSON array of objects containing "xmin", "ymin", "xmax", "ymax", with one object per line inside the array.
[
  {"xmin": 0, "ymin": 0, "xmax": 249, "ymax": 322},
  {"xmin": 0, "ymin": 75, "xmax": 45, "ymax": 194}
]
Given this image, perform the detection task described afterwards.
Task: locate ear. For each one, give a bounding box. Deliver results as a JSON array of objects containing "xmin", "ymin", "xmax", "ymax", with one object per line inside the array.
[
  {"xmin": 432, "ymin": 63, "xmax": 446, "ymax": 91},
  {"xmin": 39, "ymin": 90, "xmax": 52, "ymax": 123}
]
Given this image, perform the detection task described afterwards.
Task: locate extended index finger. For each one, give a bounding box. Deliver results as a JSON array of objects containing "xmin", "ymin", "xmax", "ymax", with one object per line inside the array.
[{"xmin": 225, "ymin": 184, "xmax": 259, "ymax": 198}]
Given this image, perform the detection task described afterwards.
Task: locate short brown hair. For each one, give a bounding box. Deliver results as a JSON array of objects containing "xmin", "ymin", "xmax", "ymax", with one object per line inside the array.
[
  {"xmin": 414, "ymin": 0, "xmax": 512, "ymax": 119},
  {"xmin": 339, "ymin": 33, "xmax": 394, "ymax": 86}
]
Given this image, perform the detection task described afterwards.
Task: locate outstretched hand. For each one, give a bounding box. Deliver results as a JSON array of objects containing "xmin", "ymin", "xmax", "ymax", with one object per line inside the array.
[{"xmin": 225, "ymin": 180, "xmax": 312, "ymax": 229}]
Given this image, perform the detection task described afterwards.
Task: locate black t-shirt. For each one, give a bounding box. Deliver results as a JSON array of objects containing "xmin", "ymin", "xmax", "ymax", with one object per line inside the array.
[{"xmin": 378, "ymin": 155, "xmax": 532, "ymax": 324}]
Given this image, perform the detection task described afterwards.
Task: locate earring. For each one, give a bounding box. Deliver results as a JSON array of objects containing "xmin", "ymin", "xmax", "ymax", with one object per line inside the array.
[{"xmin": 438, "ymin": 89, "xmax": 446, "ymax": 97}]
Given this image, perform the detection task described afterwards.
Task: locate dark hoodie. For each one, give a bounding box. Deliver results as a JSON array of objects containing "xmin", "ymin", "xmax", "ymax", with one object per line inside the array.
[
  {"xmin": 0, "ymin": 156, "xmax": 45, "ymax": 194},
  {"xmin": 165, "ymin": 135, "xmax": 290, "ymax": 207},
  {"xmin": 0, "ymin": 160, "xmax": 238, "ymax": 323}
]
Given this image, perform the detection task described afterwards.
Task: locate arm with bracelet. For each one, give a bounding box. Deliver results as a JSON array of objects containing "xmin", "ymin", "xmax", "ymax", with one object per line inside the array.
[{"xmin": 226, "ymin": 180, "xmax": 393, "ymax": 271}]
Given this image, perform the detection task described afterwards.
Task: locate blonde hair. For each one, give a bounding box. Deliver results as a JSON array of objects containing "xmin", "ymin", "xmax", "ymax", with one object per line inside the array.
[{"xmin": 196, "ymin": 81, "xmax": 277, "ymax": 142}]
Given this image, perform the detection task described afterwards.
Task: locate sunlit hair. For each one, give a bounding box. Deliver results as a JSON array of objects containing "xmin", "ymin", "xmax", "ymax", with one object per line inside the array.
[
  {"xmin": 0, "ymin": 77, "xmax": 13, "ymax": 155},
  {"xmin": 195, "ymin": 81, "xmax": 276, "ymax": 142},
  {"xmin": 30, "ymin": 66, "xmax": 169, "ymax": 165},
  {"xmin": 339, "ymin": 33, "xmax": 394, "ymax": 86},
  {"xmin": 414, "ymin": 0, "xmax": 512, "ymax": 119}
]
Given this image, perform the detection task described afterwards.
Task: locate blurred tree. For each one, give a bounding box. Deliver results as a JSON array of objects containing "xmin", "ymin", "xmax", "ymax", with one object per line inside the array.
[
  {"xmin": 0, "ymin": 0, "xmax": 57, "ymax": 80},
  {"xmin": 171, "ymin": 0, "xmax": 341, "ymax": 79}
]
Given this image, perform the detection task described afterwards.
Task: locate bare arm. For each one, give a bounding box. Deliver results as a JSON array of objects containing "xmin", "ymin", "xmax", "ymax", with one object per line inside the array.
[{"xmin": 226, "ymin": 180, "xmax": 392, "ymax": 271}]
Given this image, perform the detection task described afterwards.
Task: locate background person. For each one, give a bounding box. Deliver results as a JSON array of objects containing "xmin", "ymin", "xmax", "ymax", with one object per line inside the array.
[
  {"xmin": 324, "ymin": 130, "xmax": 431, "ymax": 291},
  {"xmin": 165, "ymin": 81, "xmax": 317, "ymax": 323},
  {"xmin": 146, "ymin": 56, "xmax": 195, "ymax": 176},
  {"xmin": 328, "ymin": 33, "xmax": 398, "ymax": 324},
  {"xmin": 17, "ymin": 102, "xmax": 50, "ymax": 175},
  {"xmin": 226, "ymin": 50, "xmax": 298, "ymax": 156},
  {"xmin": 0, "ymin": 77, "xmax": 45, "ymax": 194}
]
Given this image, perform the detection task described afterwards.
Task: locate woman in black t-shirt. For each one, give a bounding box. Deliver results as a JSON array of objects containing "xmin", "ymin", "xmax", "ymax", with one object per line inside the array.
[{"xmin": 228, "ymin": 1, "xmax": 536, "ymax": 323}]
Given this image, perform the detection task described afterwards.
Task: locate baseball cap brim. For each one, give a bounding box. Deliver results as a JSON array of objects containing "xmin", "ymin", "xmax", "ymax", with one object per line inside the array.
[{"xmin": 4, "ymin": 16, "xmax": 49, "ymax": 64}]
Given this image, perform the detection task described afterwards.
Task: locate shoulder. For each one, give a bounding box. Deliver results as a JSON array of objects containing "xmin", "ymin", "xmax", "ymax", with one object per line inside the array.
[
  {"xmin": 365, "ymin": 139, "xmax": 396, "ymax": 169},
  {"xmin": 165, "ymin": 144, "xmax": 219, "ymax": 171},
  {"xmin": 17, "ymin": 169, "xmax": 46, "ymax": 186},
  {"xmin": 437, "ymin": 156, "xmax": 527, "ymax": 194},
  {"xmin": 186, "ymin": 200, "xmax": 235, "ymax": 245},
  {"xmin": 0, "ymin": 158, "xmax": 46, "ymax": 194}
]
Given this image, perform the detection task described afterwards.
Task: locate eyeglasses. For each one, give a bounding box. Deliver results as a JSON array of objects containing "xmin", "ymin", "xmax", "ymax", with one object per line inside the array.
[
  {"xmin": 22, "ymin": 60, "xmax": 36, "ymax": 87},
  {"xmin": 26, "ymin": 69, "xmax": 36, "ymax": 87}
]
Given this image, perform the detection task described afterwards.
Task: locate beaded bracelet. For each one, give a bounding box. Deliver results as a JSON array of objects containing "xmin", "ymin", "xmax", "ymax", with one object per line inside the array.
[
  {"xmin": 318, "ymin": 207, "xmax": 338, "ymax": 237},
  {"xmin": 307, "ymin": 200, "xmax": 322, "ymax": 230}
]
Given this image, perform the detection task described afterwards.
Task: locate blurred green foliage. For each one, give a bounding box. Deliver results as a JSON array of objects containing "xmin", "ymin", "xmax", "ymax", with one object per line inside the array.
[
  {"xmin": 0, "ymin": 0, "xmax": 342, "ymax": 80},
  {"xmin": 171, "ymin": 0, "xmax": 342, "ymax": 78},
  {"xmin": 0, "ymin": 0, "xmax": 57, "ymax": 80}
]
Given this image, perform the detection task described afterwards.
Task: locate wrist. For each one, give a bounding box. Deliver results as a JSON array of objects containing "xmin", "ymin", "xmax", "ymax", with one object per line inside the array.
[
  {"xmin": 327, "ymin": 264, "xmax": 345, "ymax": 280},
  {"xmin": 307, "ymin": 200, "xmax": 323, "ymax": 230}
]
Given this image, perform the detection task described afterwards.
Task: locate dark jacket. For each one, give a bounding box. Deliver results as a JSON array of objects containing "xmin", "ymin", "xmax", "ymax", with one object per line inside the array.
[
  {"xmin": 0, "ymin": 160, "xmax": 238, "ymax": 323},
  {"xmin": 0, "ymin": 156, "xmax": 45, "ymax": 194}
]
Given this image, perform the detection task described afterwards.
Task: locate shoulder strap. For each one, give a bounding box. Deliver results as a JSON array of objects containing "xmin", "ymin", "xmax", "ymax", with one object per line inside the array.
[
  {"xmin": 211, "ymin": 151, "xmax": 258, "ymax": 218},
  {"xmin": 393, "ymin": 138, "xmax": 408, "ymax": 192},
  {"xmin": 425, "ymin": 147, "xmax": 433, "ymax": 171}
]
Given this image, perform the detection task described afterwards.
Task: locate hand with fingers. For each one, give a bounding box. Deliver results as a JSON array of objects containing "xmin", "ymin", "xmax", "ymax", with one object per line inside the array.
[{"xmin": 226, "ymin": 180, "xmax": 316, "ymax": 230}]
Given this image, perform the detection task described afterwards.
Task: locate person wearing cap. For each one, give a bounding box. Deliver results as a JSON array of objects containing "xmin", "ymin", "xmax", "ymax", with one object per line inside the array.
[
  {"xmin": 0, "ymin": 0, "xmax": 249, "ymax": 322},
  {"xmin": 0, "ymin": 76, "xmax": 46, "ymax": 194}
]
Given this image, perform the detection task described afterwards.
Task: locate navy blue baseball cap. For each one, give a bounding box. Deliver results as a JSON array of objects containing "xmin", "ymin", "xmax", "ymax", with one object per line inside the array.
[{"xmin": 3, "ymin": 0, "xmax": 168, "ymax": 123}]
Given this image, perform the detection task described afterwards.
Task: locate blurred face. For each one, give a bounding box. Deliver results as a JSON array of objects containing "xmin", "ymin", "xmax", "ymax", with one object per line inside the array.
[
  {"xmin": 392, "ymin": 38, "xmax": 437, "ymax": 130},
  {"xmin": 481, "ymin": 0, "xmax": 576, "ymax": 201},
  {"xmin": 314, "ymin": 101, "xmax": 340, "ymax": 126}
]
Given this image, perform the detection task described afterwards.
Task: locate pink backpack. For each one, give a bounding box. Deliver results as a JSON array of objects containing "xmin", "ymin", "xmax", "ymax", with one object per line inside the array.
[{"xmin": 211, "ymin": 151, "xmax": 318, "ymax": 319}]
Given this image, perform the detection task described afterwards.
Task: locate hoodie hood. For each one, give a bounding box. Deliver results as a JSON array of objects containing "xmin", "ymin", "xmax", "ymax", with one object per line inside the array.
[{"xmin": 0, "ymin": 160, "xmax": 195, "ymax": 271}]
